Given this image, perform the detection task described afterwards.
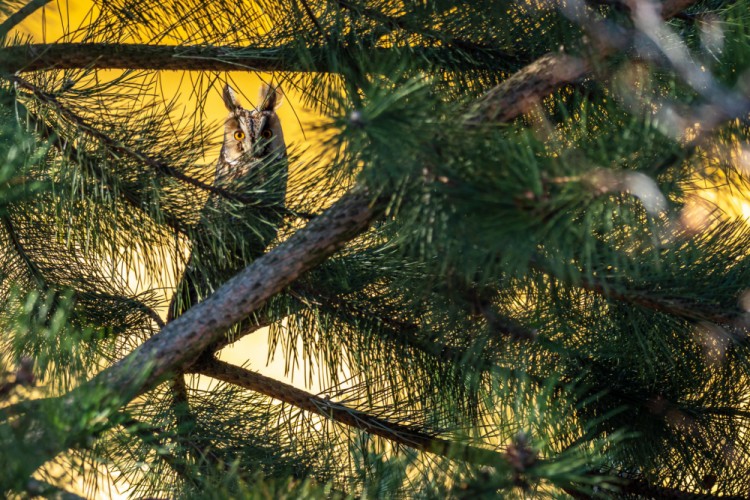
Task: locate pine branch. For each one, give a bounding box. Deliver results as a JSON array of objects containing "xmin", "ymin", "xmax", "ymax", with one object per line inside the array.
[
  {"xmin": 196, "ymin": 359, "xmax": 746, "ymax": 498},
  {"xmin": 468, "ymin": 53, "xmax": 591, "ymax": 123},
  {"xmin": 0, "ymin": 0, "xmax": 52, "ymax": 40},
  {"xmin": 577, "ymin": 275, "xmax": 746, "ymax": 328},
  {"xmin": 193, "ymin": 357, "xmax": 508, "ymax": 467},
  {"xmin": 2, "ymin": 188, "xmax": 379, "ymax": 475},
  {"xmin": 119, "ymin": 416, "xmax": 196, "ymax": 485},
  {"xmin": 10, "ymin": 75, "xmax": 246, "ymax": 204},
  {"xmin": 0, "ymin": 43, "xmax": 294, "ymax": 73},
  {"xmin": 0, "ymin": 43, "xmax": 515, "ymax": 74},
  {"xmin": 1, "ymin": 215, "xmax": 44, "ymax": 288},
  {"xmin": 334, "ymin": 0, "xmax": 521, "ymax": 65},
  {"xmin": 297, "ymin": 0, "xmax": 326, "ymax": 37},
  {"xmin": 95, "ymin": 188, "xmax": 376, "ymax": 396},
  {"xmin": 2, "ymin": 212, "xmax": 166, "ymax": 331},
  {"xmin": 0, "ymin": 0, "xmax": 700, "ymax": 126},
  {"xmin": 532, "ymin": 251, "xmax": 746, "ymax": 333},
  {"xmin": 302, "ymin": 285, "xmax": 521, "ymax": 368},
  {"xmin": 468, "ymin": 0, "xmax": 699, "ymax": 123},
  {"xmin": 17, "ymin": 103, "xmax": 189, "ymax": 236}
]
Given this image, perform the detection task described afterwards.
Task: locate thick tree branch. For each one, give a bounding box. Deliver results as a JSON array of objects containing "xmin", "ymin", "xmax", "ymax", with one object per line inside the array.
[
  {"xmin": 0, "ymin": 43, "xmax": 294, "ymax": 74},
  {"xmin": 0, "ymin": 43, "xmax": 515, "ymax": 75},
  {"xmin": 468, "ymin": 53, "xmax": 591, "ymax": 124},
  {"xmin": 93, "ymin": 189, "xmax": 377, "ymax": 394},
  {"xmin": 193, "ymin": 357, "xmax": 508, "ymax": 467},
  {"xmin": 1, "ymin": 188, "xmax": 379, "ymax": 476}
]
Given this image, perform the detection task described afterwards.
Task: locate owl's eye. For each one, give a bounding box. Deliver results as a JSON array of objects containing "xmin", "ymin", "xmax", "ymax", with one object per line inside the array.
[
  {"xmin": 233, "ymin": 130, "xmax": 245, "ymax": 141},
  {"xmin": 261, "ymin": 129, "xmax": 273, "ymax": 139}
]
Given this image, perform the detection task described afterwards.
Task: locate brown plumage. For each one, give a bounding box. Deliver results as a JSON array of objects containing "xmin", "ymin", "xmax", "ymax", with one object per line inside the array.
[{"xmin": 216, "ymin": 84, "xmax": 286, "ymax": 184}]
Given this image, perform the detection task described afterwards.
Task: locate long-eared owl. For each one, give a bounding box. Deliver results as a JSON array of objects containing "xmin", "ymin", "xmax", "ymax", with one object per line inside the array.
[{"xmin": 168, "ymin": 84, "xmax": 288, "ymax": 321}]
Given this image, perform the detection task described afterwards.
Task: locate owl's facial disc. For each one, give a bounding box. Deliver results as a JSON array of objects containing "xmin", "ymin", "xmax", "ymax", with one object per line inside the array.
[{"xmin": 222, "ymin": 114, "xmax": 253, "ymax": 164}]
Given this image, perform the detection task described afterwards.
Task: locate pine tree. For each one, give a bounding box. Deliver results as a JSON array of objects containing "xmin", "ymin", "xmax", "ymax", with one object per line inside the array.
[{"xmin": 1, "ymin": 0, "xmax": 750, "ymax": 497}]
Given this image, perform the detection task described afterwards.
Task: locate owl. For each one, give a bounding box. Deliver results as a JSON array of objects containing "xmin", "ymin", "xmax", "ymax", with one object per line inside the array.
[
  {"xmin": 168, "ymin": 83, "xmax": 288, "ymax": 322},
  {"xmin": 216, "ymin": 84, "xmax": 286, "ymax": 186}
]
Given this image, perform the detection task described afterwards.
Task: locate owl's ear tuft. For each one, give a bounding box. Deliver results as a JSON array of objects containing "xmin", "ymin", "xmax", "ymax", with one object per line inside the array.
[
  {"xmin": 222, "ymin": 85, "xmax": 242, "ymax": 111},
  {"xmin": 258, "ymin": 84, "xmax": 284, "ymax": 111}
]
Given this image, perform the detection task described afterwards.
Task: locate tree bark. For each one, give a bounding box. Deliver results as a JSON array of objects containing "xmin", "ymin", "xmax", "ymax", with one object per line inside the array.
[
  {"xmin": 0, "ymin": 188, "xmax": 380, "ymax": 476},
  {"xmin": 0, "ymin": 43, "xmax": 512, "ymax": 74}
]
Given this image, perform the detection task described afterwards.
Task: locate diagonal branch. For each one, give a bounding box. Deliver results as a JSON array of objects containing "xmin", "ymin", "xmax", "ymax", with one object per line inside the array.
[
  {"xmin": 93, "ymin": 188, "xmax": 378, "ymax": 398},
  {"xmin": 468, "ymin": 53, "xmax": 591, "ymax": 124},
  {"xmin": 193, "ymin": 357, "xmax": 508, "ymax": 467},
  {"xmin": 468, "ymin": 0, "xmax": 698, "ymax": 123},
  {"xmin": 196, "ymin": 359, "xmax": 744, "ymax": 499},
  {"xmin": 10, "ymin": 75, "xmax": 246, "ymax": 203},
  {"xmin": 2, "ymin": 188, "xmax": 380, "ymax": 476},
  {"xmin": 0, "ymin": 0, "xmax": 52, "ymax": 40},
  {"xmin": 18, "ymin": 103, "xmax": 189, "ymax": 235}
]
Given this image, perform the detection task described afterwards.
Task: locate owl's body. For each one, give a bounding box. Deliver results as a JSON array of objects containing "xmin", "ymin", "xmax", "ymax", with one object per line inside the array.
[{"xmin": 168, "ymin": 84, "xmax": 287, "ymax": 321}]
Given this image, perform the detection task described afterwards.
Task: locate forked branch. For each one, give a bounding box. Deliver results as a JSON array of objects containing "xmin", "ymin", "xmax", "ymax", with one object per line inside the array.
[{"xmin": 0, "ymin": 188, "xmax": 379, "ymax": 476}]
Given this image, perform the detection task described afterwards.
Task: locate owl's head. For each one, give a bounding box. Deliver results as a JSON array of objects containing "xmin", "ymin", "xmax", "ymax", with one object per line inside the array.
[{"xmin": 220, "ymin": 84, "xmax": 286, "ymax": 169}]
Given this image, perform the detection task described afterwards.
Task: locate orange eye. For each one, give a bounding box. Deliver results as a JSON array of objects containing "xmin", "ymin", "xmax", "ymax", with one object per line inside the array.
[
  {"xmin": 233, "ymin": 130, "xmax": 245, "ymax": 140},
  {"xmin": 261, "ymin": 129, "xmax": 273, "ymax": 139}
]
